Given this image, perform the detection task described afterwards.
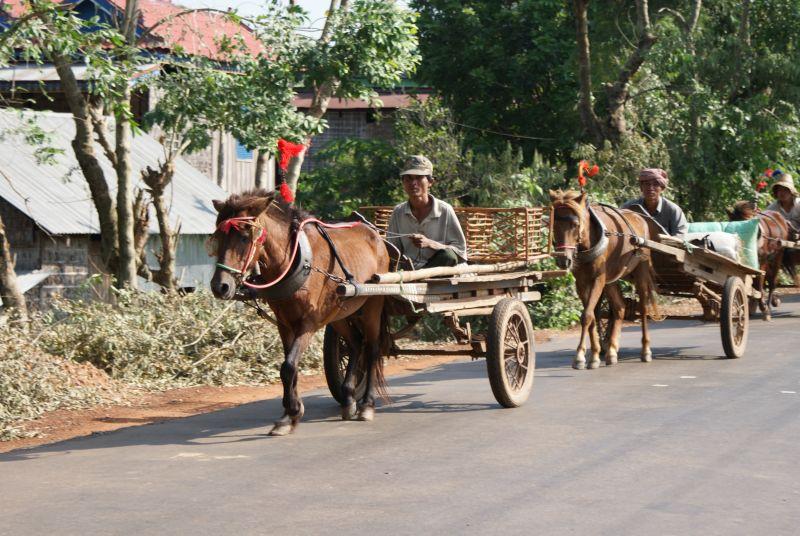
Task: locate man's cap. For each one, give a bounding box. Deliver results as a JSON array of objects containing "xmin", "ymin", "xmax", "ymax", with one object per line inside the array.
[
  {"xmin": 772, "ymin": 172, "xmax": 798, "ymax": 196},
  {"xmin": 400, "ymin": 155, "xmax": 433, "ymax": 177}
]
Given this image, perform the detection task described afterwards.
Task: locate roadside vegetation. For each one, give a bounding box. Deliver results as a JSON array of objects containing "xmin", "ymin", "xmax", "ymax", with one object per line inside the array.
[{"xmin": 1, "ymin": 292, "xmax": 323, "ymax": 440}]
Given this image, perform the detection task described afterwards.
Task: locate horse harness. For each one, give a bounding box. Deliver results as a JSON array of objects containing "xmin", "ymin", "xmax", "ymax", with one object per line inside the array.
[
  {"xmin": 553, "ymin": 200, "xmax": 647, "ymax": 269},
  {"xmin": 214, "ymin": 214, "xmax": 359, "ymax": 301}
]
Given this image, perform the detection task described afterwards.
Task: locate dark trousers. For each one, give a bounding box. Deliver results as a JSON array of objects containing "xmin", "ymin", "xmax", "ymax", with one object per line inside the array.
[{"xmin": 422, "ymin": 248, "xmax": 460, "ymax": 268}]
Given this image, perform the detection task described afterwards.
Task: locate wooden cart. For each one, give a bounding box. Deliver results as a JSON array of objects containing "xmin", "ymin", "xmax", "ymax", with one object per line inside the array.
[
  {"xmin": 324, "ymin": 206, "xmax": 564, "ymax": 408},
  {"xmin": 597, "ymin": 233, "xmax": 764, "ymax": 359}
]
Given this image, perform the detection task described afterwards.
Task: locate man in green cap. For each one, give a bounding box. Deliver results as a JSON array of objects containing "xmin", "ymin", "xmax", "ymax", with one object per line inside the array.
[
  {"xmin": 386, "ymin": 155, "xmax": 467, "ymax": 269},
  {"xmin": 766, "ymin": 172, "xmax": 800, "ymax": 230}
]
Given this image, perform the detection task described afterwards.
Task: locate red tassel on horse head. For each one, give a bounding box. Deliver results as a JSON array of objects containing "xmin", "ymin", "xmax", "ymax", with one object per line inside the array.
[{"xmin": 276, "ymin": 138, "xmax": 306, "ymax": 203}]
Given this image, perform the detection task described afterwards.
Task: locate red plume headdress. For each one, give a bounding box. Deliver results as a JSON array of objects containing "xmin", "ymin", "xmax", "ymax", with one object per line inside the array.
[{"xmin": 276, "ymin": 138, "xmax": 307, "ymax": 203}]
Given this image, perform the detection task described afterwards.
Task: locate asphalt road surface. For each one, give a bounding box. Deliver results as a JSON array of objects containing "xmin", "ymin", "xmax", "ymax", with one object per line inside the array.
[{"xmin": 3, "ymin": 296, "xmax": 800, "ymax": 535}]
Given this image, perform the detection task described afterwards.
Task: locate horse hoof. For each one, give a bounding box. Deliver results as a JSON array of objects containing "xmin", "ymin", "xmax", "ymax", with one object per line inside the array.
[
  {"xmin": 587, "ymin": 360, "xmax": 600, "ymax": 370},
  {"xmin": 772, "ymin": 298, "xmax": 781, "ymax": 307},
  {"xmin": 572, "ymin": 362, "xmax": 586, "ymax": 370},
  {"xmin": 341, "ymin": 403, "xmax": 357, "ymax": 421},
  {"xmin": 268, "ymin": 422, "xmax": 295, "ymax": 436},
  {"xmin": 357, "ymin": 406, "xmax": 375, "ymax": 422},
  {"xmin": 641, "ymin": 351, "xmax": 652, "ymax": 363},
  {"xmin": 605, "ymin": 358, "xmax": 618, "ymax": 366}
]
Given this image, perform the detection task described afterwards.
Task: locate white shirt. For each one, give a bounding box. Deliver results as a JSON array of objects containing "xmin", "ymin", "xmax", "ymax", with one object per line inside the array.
[{"xmin": 766, "ymin": 198, "xmax": 800, "ymax": 228}]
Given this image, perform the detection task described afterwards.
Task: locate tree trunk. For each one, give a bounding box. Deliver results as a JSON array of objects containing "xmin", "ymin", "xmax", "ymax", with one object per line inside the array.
[
  {"xmin": 572, "ymin": 0, "xmax": 604, "ymax": 146},
  {"xmin": 284, "ymin": 83, "xmax": 334, "ymax": 193},
  {"xmin": 114, "ymin": 0, "xmax": 140, "ymax": 290},
  {"xmin": 284, "ymin": 1, "xmax": 350, "ymax": 194},
  {"xmin": 0, "ymin": 214, "xmax": 28, "ymax": 323},
  {"xmin": 216, "ymin": 130, "xmax": 226, "ymax": 188},
  {"xmin": 114, "ymin": 84, "xmax": 138, "ymax": 290},
  {"xmin": 141, "ymin": 162, "xmax": 180, "ymax": 292},
  {"xmin": 603, "ymin": 0, "xmax": 656, "ymax": 142},
  {"xmin": 254, "ymin": 151, "xmax": 269, "ymax": 189},
  {"xmin": 52, "ymin": 53, "xmax": 119, "ymax": 269}
]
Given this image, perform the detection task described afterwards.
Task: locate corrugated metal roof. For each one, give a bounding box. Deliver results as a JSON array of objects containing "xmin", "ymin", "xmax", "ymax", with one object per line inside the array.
[
  {"xmin": 0, "ymin": 108, "xmax": 228, "ymax": 235},
  {"xmin": 0, "ymin": 63, "xmax": 161, "ymax": 83}
]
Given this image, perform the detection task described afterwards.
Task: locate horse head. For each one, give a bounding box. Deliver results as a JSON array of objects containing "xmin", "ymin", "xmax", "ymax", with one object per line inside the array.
[
  {"xmin": 728, "ymin": 200, "xmax": 757, "ymax": 221},
  {"xmin": 549, "ymin": 189, "xmax": 588, "ymax": 271},
  {"xmin": 209, "ymin": 189, "xmax": 288, "ymax": 300}
]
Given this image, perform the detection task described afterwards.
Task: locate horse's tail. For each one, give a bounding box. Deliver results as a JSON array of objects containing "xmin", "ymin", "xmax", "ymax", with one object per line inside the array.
[
  {"xmin": 642, "ymin": 261, "xmax": 663, "ymax": 321},
  {"xmin": 375, "ymin": 304, "xmax": 391, "ymax": 403}
]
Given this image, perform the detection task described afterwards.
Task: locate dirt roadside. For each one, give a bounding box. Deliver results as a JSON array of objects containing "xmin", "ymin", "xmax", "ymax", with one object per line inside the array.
[{"xmin": 1, "ymin": 329, "xmax": 574, "ymax": 454}]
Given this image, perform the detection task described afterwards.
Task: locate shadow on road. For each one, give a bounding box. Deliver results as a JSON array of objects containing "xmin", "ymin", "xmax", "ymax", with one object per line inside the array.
[{"xmin": 2, "ymin": 300, "xmax": 766, "ymax": 461}]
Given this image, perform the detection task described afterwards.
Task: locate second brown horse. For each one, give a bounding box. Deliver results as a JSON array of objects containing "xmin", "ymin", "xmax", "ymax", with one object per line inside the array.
[
  {"xmin": 728, "ymin": 200, "xmax": 795, "ymax": 320},
  {"xmin": 550, "ymin": 190, "xmax": 660, "ymax": 369}
]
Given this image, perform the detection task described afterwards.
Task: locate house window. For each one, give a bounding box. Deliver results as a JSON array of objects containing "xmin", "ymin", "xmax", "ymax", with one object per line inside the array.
[{"xmin": 235, "ymin": 140, "xmax": 253, "ymax": 161}]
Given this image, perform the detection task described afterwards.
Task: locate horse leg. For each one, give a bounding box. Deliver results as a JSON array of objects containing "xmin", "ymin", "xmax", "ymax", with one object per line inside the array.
[
  {"xmin": 270, "ymin": 329, "xmax": 313, "ymax": 437},
  {"xmin": 356, "ymin": 298, "xmax": 386, "ymax": 421},
  {"xmin": 633, "ymin": 265, "xmax": 652, "ymax": 362},
  {"xmin": 329, "ymin": 319, "xmax": 362, "ymax": 420},
  {"xmin": 574, "ymin": 273, "xmax": 606, "ymax": 370},
  {"xmin": 604, "ymin": 283, "xmax": 626, "ymax": 366}
]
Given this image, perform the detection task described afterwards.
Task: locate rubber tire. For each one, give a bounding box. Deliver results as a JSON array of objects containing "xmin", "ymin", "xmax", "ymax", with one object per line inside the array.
[
  {"xmin": 720, "ymin": 277, "xmax": 749, "ymax": 359},
  {"xmin": 323, "ymin": 325, "xmax": 367, "ymax": 405},
  {"xmin": 486, "ymin": 298, "xmax": 536, "ymax": 408}
]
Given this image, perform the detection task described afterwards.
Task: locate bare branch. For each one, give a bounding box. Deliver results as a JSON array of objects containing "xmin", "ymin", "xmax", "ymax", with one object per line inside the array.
[{"xmin": 88, "ymin": 97, "xmax": 117, "ymax": 167}]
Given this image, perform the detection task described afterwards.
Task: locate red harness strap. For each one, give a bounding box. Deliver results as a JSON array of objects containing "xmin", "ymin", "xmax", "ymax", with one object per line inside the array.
[{"xmin": 216, "ymin": 216, "xmax": 361, "ymax": 290}]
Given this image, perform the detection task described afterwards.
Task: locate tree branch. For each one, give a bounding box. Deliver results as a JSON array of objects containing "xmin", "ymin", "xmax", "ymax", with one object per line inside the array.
[{"xmin": 88, "ymin": 97, "xmax": 117, "ymax": 167}]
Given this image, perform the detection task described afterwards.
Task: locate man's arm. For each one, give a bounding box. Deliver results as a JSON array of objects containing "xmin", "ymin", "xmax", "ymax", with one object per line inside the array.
[
  {"xmin": 674, "ymin": 206, "xmax": 689, "ymax": 237},
  {"xmin": 442, "ymin": 206, "xmax": 467, "ymax": 261},
  {"xmin": 386, "ymin": 209, "xmax": 403, "ymax": 252}
]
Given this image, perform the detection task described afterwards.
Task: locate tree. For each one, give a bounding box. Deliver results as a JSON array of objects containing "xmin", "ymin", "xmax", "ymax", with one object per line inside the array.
[
  {"xmin": 412, "ymin": 0, "xmax": 578, "ymax": 160},
  {"xmin": 278, "ymin": 0, "xmax": 421, "ymax": 193},
  {"xmin": 0, "ymin": 211, "xmax": 27, "ymax": 323}
]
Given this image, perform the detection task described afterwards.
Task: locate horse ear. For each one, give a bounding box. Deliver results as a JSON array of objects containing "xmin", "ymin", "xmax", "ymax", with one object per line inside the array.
[
  {"xmin": 577, "ymin": 191, "xmax": 588, "ymax": 205},
  {"xmin": 212, "ymin": 199, "xmax": 225, "ymax": 212},
  {"xmin": 250, "ymin": 196, "xmax": 273, "ymax": 216},
  {"xmin": 548, "ymin": 189, "xmax": 560, "ymax": 201}
]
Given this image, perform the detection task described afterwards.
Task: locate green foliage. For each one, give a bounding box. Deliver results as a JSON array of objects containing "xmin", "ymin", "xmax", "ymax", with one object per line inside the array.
[
  {"xmin": 572, "ymin": 133, "xmax": 670, "ymax": 206},
  {"xmin": 297, "ymin": 137, "xmax": 400, "ymax": 218},
  {"xmin": 412, "ymin": 0, "xmax": 578, "ymax": 159},
  {"xmin": 303, "ymin": 1, "xmax": 422, "ymax": 103},
  {"xmin": 412, "ymin": 0, "xmax": 800, "ymax": 221},
  {"xmin": 301, "ymin": 96, "xmax": 565, "ymax": 215}
]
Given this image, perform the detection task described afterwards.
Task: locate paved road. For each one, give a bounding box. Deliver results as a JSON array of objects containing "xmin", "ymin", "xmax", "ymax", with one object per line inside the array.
[{"xmin": 3, "ymin": 296, "xmax": 800, "ymax": 535}]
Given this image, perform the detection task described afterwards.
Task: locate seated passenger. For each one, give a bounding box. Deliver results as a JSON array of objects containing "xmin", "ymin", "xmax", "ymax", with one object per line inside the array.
[
  {"xmin": 387, "ymin": 155, "xmax": 467, "ymax": 269},
  {"xmin": 766, "ymin": 172, "xmax": 800, "ymax": 231},
  {"xmin": 622, "ymin": 168, "xmax": 688, "ymax": 237}
]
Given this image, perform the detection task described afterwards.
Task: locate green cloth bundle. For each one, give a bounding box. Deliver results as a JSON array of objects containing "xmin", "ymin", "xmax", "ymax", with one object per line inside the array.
[{"xmin": 687, "ymin": 218, "xmax": 759, "ymax": 269}]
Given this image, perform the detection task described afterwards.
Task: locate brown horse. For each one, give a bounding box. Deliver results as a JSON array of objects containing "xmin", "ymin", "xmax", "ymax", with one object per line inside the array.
[
  {"xmin": 209, "ymin": 189, "xmax": 390, "ymax": 435},
  {"xmin": 549, "ymin": 190, "xmax": 659, "ymax": 369},
  {"xmin": 728, "ymin": 200, "xmax": 791, "ymax": 320}
]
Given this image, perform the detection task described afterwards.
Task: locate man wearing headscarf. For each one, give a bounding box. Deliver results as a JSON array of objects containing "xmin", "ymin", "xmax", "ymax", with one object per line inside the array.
[{"xmin": 622, "ymin": 168, "xmax": 688, "ymax": 236}]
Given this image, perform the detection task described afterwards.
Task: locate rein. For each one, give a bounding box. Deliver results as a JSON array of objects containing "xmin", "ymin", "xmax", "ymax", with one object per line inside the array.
[{"xmin": 216, "ymin": 214, "xmax": 361, "ymax": 291}]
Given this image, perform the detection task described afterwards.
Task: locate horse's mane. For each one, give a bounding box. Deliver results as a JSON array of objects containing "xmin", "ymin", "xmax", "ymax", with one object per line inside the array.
[{"xmin": 215, "ymin": 188, "xmax": 312, "ymax": 224}]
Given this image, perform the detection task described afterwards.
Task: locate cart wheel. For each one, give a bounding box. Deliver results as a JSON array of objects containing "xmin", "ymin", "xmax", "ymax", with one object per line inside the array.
[
  {"xmin": 323, "ymin": 325, "xmax": 367, "ymax": 405},
  {"xmin": 594, "ymin": 291, "xmax": 612, "ymax": 355},
  {"xmin": 721, "ymin": 277, "xmax": 749, "ymax": 359},
  {"xmin": 486, "ymin": 298, "xmax": 536, "ymax": 408}
]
